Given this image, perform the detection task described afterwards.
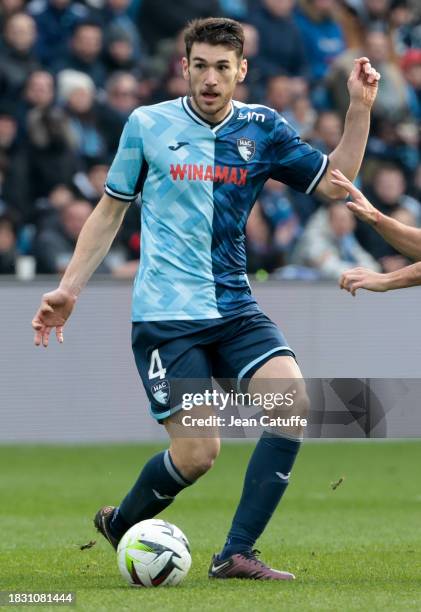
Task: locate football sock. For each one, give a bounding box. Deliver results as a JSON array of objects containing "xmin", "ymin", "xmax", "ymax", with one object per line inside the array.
[
  {"xmin": 220, "ymin": 432, "xmax": 301, "ymax": 560},
  {"xmin": 109, "ymin": 450, "xmax": 192, "ymax": 540}
]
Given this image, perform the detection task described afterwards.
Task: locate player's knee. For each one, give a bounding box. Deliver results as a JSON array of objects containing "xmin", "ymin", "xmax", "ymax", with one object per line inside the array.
[
  {"xmin": 294, "ymin": 388, "xmax": 310, "ymax": 419},
  {"xmin": 189, "ymin": 438, "xmax": 220, "ymax": 477},
  {"xmin": 171, "ymin": 437, "xmax": 220, "ymax": 481}
]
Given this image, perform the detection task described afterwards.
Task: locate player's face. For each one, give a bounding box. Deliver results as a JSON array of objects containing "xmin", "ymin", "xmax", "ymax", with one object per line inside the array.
[{"xmin": 182, "ymin": 43, "xmax": 247, "ymax": 123}]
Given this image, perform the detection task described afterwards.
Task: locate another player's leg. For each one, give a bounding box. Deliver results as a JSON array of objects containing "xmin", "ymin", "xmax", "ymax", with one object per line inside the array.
[
  {"xmin": 95, "ymin": 406, "xmax": 220, "ymax": 549},
  {"xmin": 210, "ymin": 356, "xmax": 307, "ymax": 580}
]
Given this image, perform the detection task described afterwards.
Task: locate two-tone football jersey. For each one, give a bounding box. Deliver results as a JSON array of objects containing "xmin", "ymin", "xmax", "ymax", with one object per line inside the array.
[{"xmin": 105, "ymin": 96, "xmax": 328, "ymax": 322}]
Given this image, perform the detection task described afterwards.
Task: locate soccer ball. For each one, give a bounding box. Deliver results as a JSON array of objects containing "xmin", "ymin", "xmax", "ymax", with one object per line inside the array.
[{"xmin": 117, "ymin": 519, "xmax": 191, "ymax": 587}]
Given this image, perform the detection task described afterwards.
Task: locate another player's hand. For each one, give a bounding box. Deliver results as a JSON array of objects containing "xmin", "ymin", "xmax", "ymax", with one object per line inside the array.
[
  {"xmin": 32, "ymin": 288, "xmax": 77, "ymax": 347},
  {"xmin": 340, "ymin": 267, "xmax": 389, "ymax": 296},
  {"xmin": 347, "ymin": 57, "xmax": 380, "ymax": 109},
  {"xmin": 331, "ymin": 169, "xmax": 379, "ymax": 226}
]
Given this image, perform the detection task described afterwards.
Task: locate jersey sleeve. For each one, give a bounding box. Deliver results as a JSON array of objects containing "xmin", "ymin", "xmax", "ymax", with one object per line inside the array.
[
  {"xmin": 269, "ymin": 112, "xmax": 328, "ymax": 194},
  {"xmin": 105, "ymin": 111, "xmax": 146, "ymax": 202}
]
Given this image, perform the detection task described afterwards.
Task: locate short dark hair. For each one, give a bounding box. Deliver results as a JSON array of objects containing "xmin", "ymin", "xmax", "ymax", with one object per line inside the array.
[{"xmin": 184, "ymin": 17, "xmax": 244, "ymax": 60}]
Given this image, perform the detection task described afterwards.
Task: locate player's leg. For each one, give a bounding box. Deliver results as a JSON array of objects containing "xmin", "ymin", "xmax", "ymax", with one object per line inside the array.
[
  {"xmin": 95, "ymin": 321, "xmax": 220, "ymax": 548},
  {"xmin": 219, "ymin": 356, "xmax": 306, "ymax": 562},
  {"xmin": 210, "ymin": 312, "xmax": 305, "ymax": 579}
]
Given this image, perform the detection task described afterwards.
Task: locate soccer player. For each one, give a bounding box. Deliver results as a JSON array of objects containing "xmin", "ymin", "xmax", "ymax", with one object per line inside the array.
[
  {"xmin": 331, "ymin": 169, "xmax": 421, "ymax": 295},
  {"xmin": 32, "ymin": 18, "xmax": 380, "ymax": 580}
]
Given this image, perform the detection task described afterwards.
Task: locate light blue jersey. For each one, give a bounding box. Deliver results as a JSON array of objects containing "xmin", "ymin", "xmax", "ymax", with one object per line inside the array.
[{"xmin": 105, "ymin": 97, "xmax": 328, "ymax": 321}]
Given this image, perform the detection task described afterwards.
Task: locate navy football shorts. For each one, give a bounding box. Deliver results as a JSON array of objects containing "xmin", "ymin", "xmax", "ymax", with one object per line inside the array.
[{"xmin": 131, "ymin": 311, "xmax": 295, "ymax": 422}]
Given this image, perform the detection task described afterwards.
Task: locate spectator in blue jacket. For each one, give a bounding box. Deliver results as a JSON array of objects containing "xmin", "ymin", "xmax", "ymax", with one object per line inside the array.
[
  {"xmin": 250, "ymin": 0, "xmax": 309, "ymax": 83},
  {"xmin": 29, "ymin": 0, "xmax": 89, "ymax": 68},
  {"xmin": 294, "ymin": 0, "xmax": 346, "ymax": 83}
]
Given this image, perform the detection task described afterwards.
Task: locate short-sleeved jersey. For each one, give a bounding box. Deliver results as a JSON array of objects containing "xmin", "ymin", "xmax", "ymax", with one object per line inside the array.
[{"xmin": 105, "ymin": 97, "xmax": 328, "ymax": 322}]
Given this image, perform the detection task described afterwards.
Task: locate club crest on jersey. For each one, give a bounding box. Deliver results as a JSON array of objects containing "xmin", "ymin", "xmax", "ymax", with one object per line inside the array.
[
  {"xmin": 237, "ymin": 138, "xmax": 256, "ymax": 162},
  {"xmin": 151, "ymin": 380, "xmax": 170, "ymax": 405}
]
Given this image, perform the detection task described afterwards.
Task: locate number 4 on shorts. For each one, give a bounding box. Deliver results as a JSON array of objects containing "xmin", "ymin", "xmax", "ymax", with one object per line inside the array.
[{"xmin": 148, "ymin": 348, "xmax": 167, "ymax": 380}]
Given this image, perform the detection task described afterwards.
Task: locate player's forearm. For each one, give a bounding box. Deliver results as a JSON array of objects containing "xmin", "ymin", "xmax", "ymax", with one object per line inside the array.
[
  {"xmin": 382, "ymin": 262, "xmax": 421, "ymax": 290},
  {"xmin": 374, "ymin": 213, "xmax": 421, "ymax": 261},
  {"xmin": 320, "ymin": 103, "xmax": 370, "ymax": 199},
  {"xmin": 59, "ymin": 195, "xmax": 128, "ymax": 296}
]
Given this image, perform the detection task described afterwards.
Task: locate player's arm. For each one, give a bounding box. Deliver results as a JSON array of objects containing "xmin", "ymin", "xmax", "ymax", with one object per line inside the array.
[
  {"xmin": 340, "ymin": 262, "xmax": 421, "ymax": 295},
  {"xmin": 315, "ymin": 57, "xmax": 381, "ymax": 200},
  {"xmin": 32, "ymin": 194, "xmax": 129, "ymax": 347},
  {"xmin": 330, "ymin": 169, "xmax": 421, "ymax": 260}
]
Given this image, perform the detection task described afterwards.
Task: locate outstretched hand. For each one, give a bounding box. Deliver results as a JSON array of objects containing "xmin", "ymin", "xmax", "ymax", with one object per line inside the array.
[
  {"xmin": 340, "ymin": 267, "xmax": 388, "ymax": 296},
  {"xmin": 347, "ymin": 57, "xmax": 380, "ymax": 109},
  {"xmin": 32, "ymin": 288, "xmax": 77, "ymax": 347},
  {"xmin": 331, "ymin": 169, "xmax": 380, "ymax": 226}
]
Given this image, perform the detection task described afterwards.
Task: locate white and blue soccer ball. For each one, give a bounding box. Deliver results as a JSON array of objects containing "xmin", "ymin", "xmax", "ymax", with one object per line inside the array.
[{"xmin": 117, "ymin": 519, "xmax": 191, "ymax": 587}]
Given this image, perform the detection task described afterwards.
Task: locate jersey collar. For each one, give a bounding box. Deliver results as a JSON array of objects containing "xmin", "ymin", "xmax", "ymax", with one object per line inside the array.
[{"xmin": 182, "ymin": 96, "xmax": 234, "ymax": 133}]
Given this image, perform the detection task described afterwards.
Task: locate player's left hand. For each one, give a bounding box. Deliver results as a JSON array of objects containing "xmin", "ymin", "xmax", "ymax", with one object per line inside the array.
[
  {"xmin": 340, "ymin": 267, "xmax": 389, "ymax": 296},
  {"xmin": 347, "ymin": 57, "xmax": 381, "ymax": 109}
]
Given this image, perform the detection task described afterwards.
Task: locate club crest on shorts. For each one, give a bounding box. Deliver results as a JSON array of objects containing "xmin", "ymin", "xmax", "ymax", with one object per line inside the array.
[
  {"xmin": 151, "ymin": 380, "xmax": 170, "ymax": 405},
  {"xmin": 237, "ymin": 138, "xmax": 256, "ymax": 162}
]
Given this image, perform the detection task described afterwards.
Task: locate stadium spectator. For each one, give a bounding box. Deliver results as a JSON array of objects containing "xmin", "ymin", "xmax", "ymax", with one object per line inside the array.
[
  {"xmin": 401, "ymin": 48, "xmax": 421, "ymax": 119},
  {"xmin": 0, "ymin": 0, "xmax": 26, "ymax": 29},
  {"xmin": 100, "ymin": 0, "xmax": 143, "ymax": 61},
  {"xmin": 0, "ymin": 13, "xmax": 39, "ymax": 99},
  {"xmin": 265, "ymin": 74, "xmax": 294, "ymax": 114},
  {"xmin": 291, "ymin": 202, "xmax": 380, "ymax": 279},
  {"xmin": 95, "ymin": 72, "xmax": 139, "ymax": 153},
  {"xmin": 137, "ymin": 0, "xmax": 221, "ymax": 54},
  {"xmin": 388, "ymin": 0, "xmax": 416, "ymax": 55},
  {"xmin": 328, "ymin": 29, "xmax": 412, "ymax": 120},
  {"xmin": 52, "ymin": 20, "xmax": 107, "ymax": 87},
  {"xmin": 103, "ymin": 72, "xmax": 140, "ymax": 115},
  {"xmin": 103, "ymin": 25, "xmax": 140, "ymax": 78},
  {"xmin": 283, "ymin": 94, "xmax": 317, "ymax": 137},
  {"xmin": 25, "ymin": 105, "xmax": 78, "ymax": 204},
  {"xmin": 0, "ymin": 101, "xmax": 29, "ymax": 225},
  {"xmin": 72, "ymin": 157, "xmax": 109, "ymax": 205},
  {"xmin": 28, "ymin": 0, "xmax": 89, "ymax": 68},
  {"xmin": 294, "ymin": 0, "xmax": 346, "ymax": 83},
  {"xmin": 57, "ymin": 69, "xmax": 107, "ymax": 161},
  {"xmin": 33, "ymin": 197, "xmax": 129, "ymax": 273},
  {"xmin": 17, "ymin": 70, "xmax": 55, "ymax": 134},
  {"xmin": 310, "ymin": 110, "xmax": 342, "ymax": 153},
  {"xmin": 246, "ymin": 180, "xmax": 301, "ymax": 273},
  {"xmin": 249, "ymin": 0, "xmax": 309, "ymax": 82},
  {"xmin": 0, "ymin": 210, "xmax": 17, "ymax": 273},
  {"xmin": 355, "ymin": 164, "xmax": 421, "ymax": 270},
  {"xmin": 365, "ymin": 117, "xmax": 419, "ymax": 177}
]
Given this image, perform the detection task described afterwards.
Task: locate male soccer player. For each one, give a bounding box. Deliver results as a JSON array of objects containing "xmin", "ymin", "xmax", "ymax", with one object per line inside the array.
[
  {"xmin": 32, "ymin": 18, "xmax": 380, "ymax": 580},
  {"xmin": 331, "ymin": 169, "xmax": 421, "ymax": 295}
]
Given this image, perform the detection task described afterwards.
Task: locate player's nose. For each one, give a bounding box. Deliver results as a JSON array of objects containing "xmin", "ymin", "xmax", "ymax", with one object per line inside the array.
[{"xmin": 203, "ymin": 68, "xmax": 218, "ymax": 86}]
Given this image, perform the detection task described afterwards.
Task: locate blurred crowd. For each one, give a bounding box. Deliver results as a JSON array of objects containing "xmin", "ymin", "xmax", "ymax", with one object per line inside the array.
[{"xmin": 0, "ymin": 0, "xmax": 420, "ymax": 280}]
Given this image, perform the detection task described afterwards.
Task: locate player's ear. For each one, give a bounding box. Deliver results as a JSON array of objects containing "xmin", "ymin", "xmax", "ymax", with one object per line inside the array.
[
  {"xmin": 181, "ymin": 57, "xmax": 190, "ymax": 81},
  {"xmin": 237, "ymin": 58, "xmax": 247, "ymax": 83}
]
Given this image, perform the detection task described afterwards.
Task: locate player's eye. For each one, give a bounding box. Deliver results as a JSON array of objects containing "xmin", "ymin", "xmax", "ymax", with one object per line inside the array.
[{"xmin": 194, "ymin": 63, "xmax": 205, "ymax": 69}]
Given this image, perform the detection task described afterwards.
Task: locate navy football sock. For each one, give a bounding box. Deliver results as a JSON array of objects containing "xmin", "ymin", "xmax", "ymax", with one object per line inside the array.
[
  {"xmin": 220, "ymin": 433, "xmax": 301, "ymax": 560},
  {"xmin": 109, "ymin": 450, "xmax": 192, "ymax": 540}
]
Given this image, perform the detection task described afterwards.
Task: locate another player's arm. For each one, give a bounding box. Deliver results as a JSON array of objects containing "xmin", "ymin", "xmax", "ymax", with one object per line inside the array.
[
  {"xmin": 331, "ymin": 169, "xmax": 421, "ymax": 260},
  {"xmin": 315, "ymin": 57, "xmax": 380, "ymax": 200},
  {"xmin": 32, "ymin": 194, "xmax": 129, "ymax": 347},
  {"xmin": 339, "ymin": 263, "xmax": 421, "ymax": 294},
  {"xmin": 329, "ymin": 170, "xmax": 421, "ymax": 294}
]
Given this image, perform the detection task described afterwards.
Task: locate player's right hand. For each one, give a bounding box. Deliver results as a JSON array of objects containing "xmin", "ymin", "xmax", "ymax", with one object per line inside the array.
[
  {"xmin": 32, "ymin": 288, "xmax": 77, "ymax": 347},
  {"xmin": 330, "ymin": 169, "xmax": 380, "ymax": 226}
]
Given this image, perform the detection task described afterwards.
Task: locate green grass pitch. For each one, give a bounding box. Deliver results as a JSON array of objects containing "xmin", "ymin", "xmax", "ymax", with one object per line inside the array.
[{"xmin": 1, "ymin": 441, "xmax": 421, "ymax": 611}]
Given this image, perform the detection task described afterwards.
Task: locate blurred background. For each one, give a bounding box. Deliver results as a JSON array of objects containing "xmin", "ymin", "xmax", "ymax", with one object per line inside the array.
[{"xmin": 0, "ymin": 0, "xmax": 420, "ymax": 281}]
